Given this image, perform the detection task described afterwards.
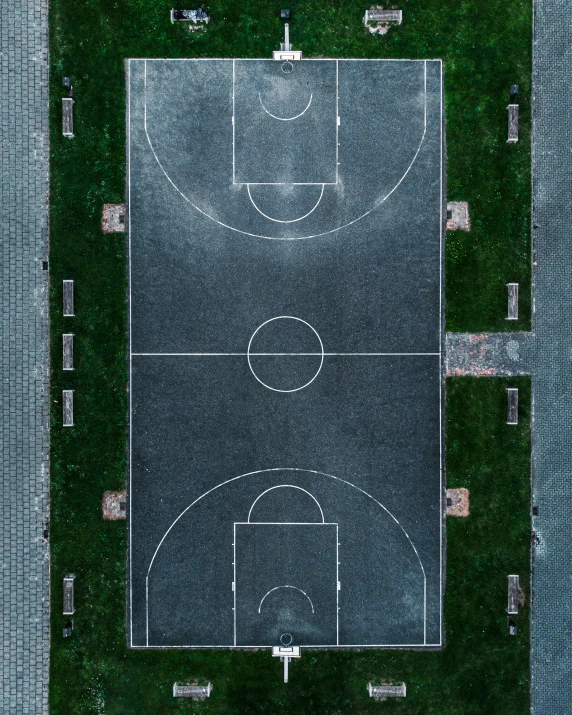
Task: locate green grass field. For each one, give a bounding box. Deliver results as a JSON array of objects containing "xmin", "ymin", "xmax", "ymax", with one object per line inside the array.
[{"xmin": 49, "ymin": 1, "xmax": 532, "ymax": 712}]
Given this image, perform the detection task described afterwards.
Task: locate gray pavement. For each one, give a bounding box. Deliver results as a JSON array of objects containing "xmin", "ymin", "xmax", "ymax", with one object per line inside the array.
[
  {"xmin": 530, "ymin": 1, "xmax": 572, "ymax": 712},
  {"xmin": 0, "ymin": 0, "xmax": 50, "ymax": 712}
]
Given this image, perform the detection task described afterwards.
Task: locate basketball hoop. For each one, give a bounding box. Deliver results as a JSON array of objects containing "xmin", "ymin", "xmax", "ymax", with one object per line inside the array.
[{"xmin": 272, "ymin": 645, "xmax": 301, "ymax": 683}]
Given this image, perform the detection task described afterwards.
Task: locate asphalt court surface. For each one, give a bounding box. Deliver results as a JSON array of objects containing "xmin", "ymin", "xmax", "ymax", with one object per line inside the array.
[
  {"xmin": 234, "ymin": 523, "xmax": 339, "ymax": 647},
  {"xmin": 128, "ymin": 58, "xmax": 444, "ymax": 648},
  {"xmin": 233, "ymin": 60, "xmax": 338, "ymax": 184}
]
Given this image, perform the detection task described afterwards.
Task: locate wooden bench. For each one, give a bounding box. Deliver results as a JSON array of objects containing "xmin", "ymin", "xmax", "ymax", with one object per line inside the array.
[
  {"xmin": 506, "ymin": 388, "xmax": 518, "ymax": 425},
  {"xmin": 63, "ymin": 574, "xmax": 76, "ymax": 615},
  {"xmin": 63, "ymin": 334, "xmax": 74, "ymax": 370},
  {"xmin": 507, "ymin": 574, "xmax": 519, "ymax": 614},
  {"xmin": 63, "ymin": 390, "xmax": 74, "ymax": 427},
  {"xmin": 63, "ymin": 280, "xmax": 74, "ymax": 317},
  {"xmin": 173, "ymin": 683, "xmax": 212, "ymax": 699},
  {"xmin": 506, "ymin": 282, "xmax": 518, "ymax": 320},
  {"xmin": 365, "ymin": 9, "xmax": 402, "ymax": 24},
  {"xmin": 368, "ymin": 683, "xmax": 406, "ymax": 700},
  {"xmin": 170, "ymin": 8, "xmax": 210, "ymax": 23},
  {"xmin": 62, "ymin": 97, "xmax": 75, "ymax": 138},
  {"xmin": 507, "ymin": 104, "xmax": 519, "ymax": 143}
]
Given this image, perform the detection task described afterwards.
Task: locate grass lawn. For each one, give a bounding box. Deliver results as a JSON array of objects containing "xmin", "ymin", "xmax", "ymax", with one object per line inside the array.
[{"xmin": 49, "ymin": 1, "xmax": 532, "ymax": 712}]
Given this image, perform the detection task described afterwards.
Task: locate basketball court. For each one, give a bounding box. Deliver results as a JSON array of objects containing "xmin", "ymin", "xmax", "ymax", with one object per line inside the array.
[{"xmin": 127, "ymin": 57, "xmax": 444, "ymax": 649}]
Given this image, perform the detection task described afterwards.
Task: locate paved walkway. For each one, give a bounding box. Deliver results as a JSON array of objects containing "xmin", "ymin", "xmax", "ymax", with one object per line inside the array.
[
  {"xmin": 530, "ymin": 1, "xmax": 572, "ymax": 712},
  {"xmin": 445, "ymin": 332, "xmax": 534, "ymax": 376},
  {"xmin": 0, "ymin": 0, "xmax": 50, "ymax": 712}
]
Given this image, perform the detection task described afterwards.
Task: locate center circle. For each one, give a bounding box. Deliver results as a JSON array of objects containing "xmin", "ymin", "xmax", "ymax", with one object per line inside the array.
[
  {"xmin": 281, "ymin": 61, "xmax": 293, "ymax": 74},
  {"xmin": 280, "ymin": 633, "xmax": 293, "ymax": 646},
  {"xmin": 247, "ymin": 316, "xmax": 324, "ymax": 393}
]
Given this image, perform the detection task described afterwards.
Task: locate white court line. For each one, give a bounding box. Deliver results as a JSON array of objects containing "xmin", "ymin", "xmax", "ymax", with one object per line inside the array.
[
  {"xmin": 258, "ymin": 586, "xmax": 315, "ymax": 613},
  {"xmin": 336, "ymin": 60, "xmax": 339, "ymax": 184},
  {"xmin": 246, "ymin": 183, "xmax": 325, "ymax": 223},
  {"xmin": 233, "ymin": 523, "xmax": 236, "ymax": 646},
  {"xmin": 138, "ymin": 58, "xmax": 442, "ymax": 62},
  {"xmin": 235, "ymin": 522, "xmax": 337, "ymax": 525},
  {"xmin": 239, "ymin": 182, "xmax": 338, "ymax": 186},
  {"xmin": 131, "ymin": 352, "xmax": 441, "ymax": 356},
  {"xmin": 131, "ymin": 58, "xmax": 443, "ymax": 648},
  {"xmin": 336, "ymin": 524, "xmax": 339, "ymax": 645},
  {"xmin": 438, "ymin": 59, "xmax": 443, "ymax": 646},
  {"xmin": 128, "ymin": 59, "xmax": 133, "ymax": 648},
  {"xmin": 233, "ymin": 61, "xmax": 335, "ymax": 186},
  {"xmin": 234, "ymin": 522, "xmax": 337, "ymax": 643},
  {"xmin": 144, "ymin": 467, "xmax": 427, "ymax": 647},
  {"xmin": 232, "ymin": 60, "xmax": 235, "ymax": 184},
  {"xmin": 247, "ymin": 316, "xmax": 324, "ymax": 393},
  {"xmin": 132, "ymin": 643, "xmax": 442, "ymax": 648},
  {"xmin": 258, "ymin": 92, "xmax": 313, "ymax": 121},
  {"xmin": 247, "ymin": 485, "xmax": 325, "ymax": 523},
  {"xmin": 143, "ymin": 60, "xmax": 428, "ymax": 240}
]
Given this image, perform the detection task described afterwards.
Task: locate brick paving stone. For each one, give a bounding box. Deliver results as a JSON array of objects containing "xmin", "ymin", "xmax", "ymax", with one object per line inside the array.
[
  {"xmin": 0, "ymin": 0, "xmax": 50, "ymax": 712},
  {"xmin": 531, "ymin": 2, "xmax": 572, "ymax": 712},
  {"xmin": 445, "ymin": 332, "xmax": 534, "ymax": 376}
]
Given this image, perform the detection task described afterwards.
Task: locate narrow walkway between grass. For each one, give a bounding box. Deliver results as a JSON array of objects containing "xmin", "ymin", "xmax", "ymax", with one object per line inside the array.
[
  {"xmin": 530, "ymin": 1, "xmax": 572, "ymax": 712},
  {"xmin": 0, "ymin": 0, "xmax": 50, "ymax": 712},
  {"xmin": 446, "ymin": 332, "xmax": 534, "ymax": 376}
]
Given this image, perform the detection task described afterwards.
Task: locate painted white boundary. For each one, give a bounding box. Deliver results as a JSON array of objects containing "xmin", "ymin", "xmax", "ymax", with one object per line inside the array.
[
  {"xmin": 246, "ymin": 183, "xmax": 325, "ymax": 223},
  {"xmin": 336, "ymin": 59, "xmax": 339, "ymax": 184},
  {"xmin": 132, "ymin": 352, "xmax": 440, "ymax": 356},
  {"xmin": 128, "ymin": 58, "xmax": 133, "ymax": 646},
  {"xmin": 258, "ymin": 92, "xmax": 313, "ymax": 121},
  {"xmin": 127, "ymin": 58, "xmax": 444, "ymax": 649},
  {"xmin": 142, "ymin": 59, "xmax": 428, "ymax": 239},
  {"xmin": 246, "ymin": 316, "xmax": 324, "ymax": 393},
  {"xmin": 232, "ymin": 60, "xmax": 337, "ymax": 186},
  {"xmin": 130, "ymin": 644, "xmax": 443, "ymax": 648},
  {"xmin": 247, "ymin": 484, "xmax": 325, "ymax": 523},
  {"xmin": 258, "ymin": 586, "xmax": 316, "ymax": 613},
  {"xmin": 439, "ymin": 61, "xmax": 443, "ymax": 634},
  {"xmin": 233, "ymin": 521, "xmax": 338, "ymax": 646},
  {"xmin": 138, "ymin": 58, "xmax": 442, "ymax": 61},
  {"xmin": 143, "ymin": 468, "xmax": 426, "ymax": 647}
]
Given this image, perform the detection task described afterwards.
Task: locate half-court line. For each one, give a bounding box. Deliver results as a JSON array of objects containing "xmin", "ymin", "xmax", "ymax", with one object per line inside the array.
[{"xmin": 131, "ymin": 352, "xmax": 441, "ymax": 356}]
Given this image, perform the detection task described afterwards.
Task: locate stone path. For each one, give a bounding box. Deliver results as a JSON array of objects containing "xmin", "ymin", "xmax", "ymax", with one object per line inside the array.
[
  {"xmin": 0, "ymin": 0, "xmax": 50, "ymax": 712},
  {"xmin": 530, "ymin": 1, "xmax": 572, "ymax": 711},
  {"xmin": 445, "ymin": 332, "xmax": 533, "ymax": 376}
]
